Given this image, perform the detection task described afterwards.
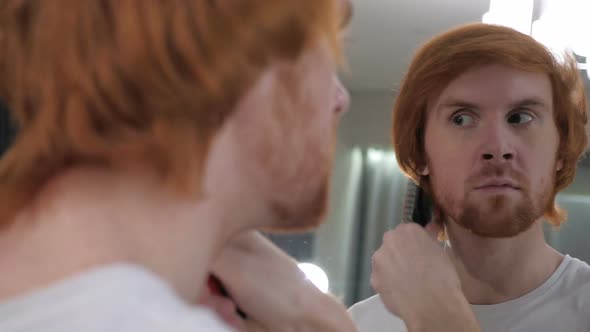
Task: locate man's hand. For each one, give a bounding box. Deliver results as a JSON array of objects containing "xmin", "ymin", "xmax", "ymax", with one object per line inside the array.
[
  {"xmin": 370, "ymin": 222, "xmax": 481, "ymax": 332},
  {"xmin": 209, "ymin": 231, "xmax": 357, "ymax": 332}
]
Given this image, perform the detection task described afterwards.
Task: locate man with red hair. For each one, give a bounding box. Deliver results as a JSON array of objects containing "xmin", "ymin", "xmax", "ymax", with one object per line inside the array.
[
  {"xmin": 350, "ymin": 23, "xmax": 590, "ymax": 332},
  {"xmin": 0, "ymin": 1, "xmax": 357, "ymax": 331}
]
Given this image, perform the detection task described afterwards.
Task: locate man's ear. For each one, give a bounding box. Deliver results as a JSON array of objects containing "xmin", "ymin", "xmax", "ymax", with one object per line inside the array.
[
  {"xmin": 419, "ymin": 165, "xmax": 430, "ymax": 176},
  {"xmin": 556, "ymin": 158, "xmax": 563, "ymax": 172}
]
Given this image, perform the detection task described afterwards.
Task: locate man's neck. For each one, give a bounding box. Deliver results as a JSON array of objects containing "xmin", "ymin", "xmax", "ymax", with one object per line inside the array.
[
  {"xmin": 0, "ymin": 168, "xmax": 237, "ymax": 304},
  {"xmin": 446, "ymin": 221, "xmax": 563, "ymax": 305}
]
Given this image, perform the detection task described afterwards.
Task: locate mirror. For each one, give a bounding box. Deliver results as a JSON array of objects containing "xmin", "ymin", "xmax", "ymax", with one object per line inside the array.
[{"xmin": 264, "ymin": 0, "xmax": 590, "ymax": 308}]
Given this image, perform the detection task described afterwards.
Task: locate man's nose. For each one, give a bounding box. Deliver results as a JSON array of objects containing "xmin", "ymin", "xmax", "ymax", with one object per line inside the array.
[{"xmin": 478, "ymin": 121, "xmax": 516, "ymax": 163}]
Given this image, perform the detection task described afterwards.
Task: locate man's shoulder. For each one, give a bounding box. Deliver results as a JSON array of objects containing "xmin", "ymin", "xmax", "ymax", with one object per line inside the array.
[
  {"xmin": 84, "ymin": 264, "xmax": 236, "ymax": 332},
  {"xmin": 561, "ymin": 255, "xmax": 590, "ymax": 285},
  {"xmin": 559, "ymin": 256, "xmax": 590, "ymax": 295},
  {"xmin": 112, "ymin": 274, "xmax": 234, "ymax": 332},
  {"xmin": 567, "ymin": 255, "xmax": 590, "ymax": 272},
  {"xmin": 0, "ymin": 289, "xmax": 234, "ymax": 332},
  {"xmin": 0, "ymin": 263, "xmax": 235, "ymax": 332},
  {"xmin": 348, "ymin": 295, "xmax": 407, "ymax": 332},
  {"xmin": 536, "ymin": 254, "xmax": 590, "ymax": 317},
  {"xmin": 79, "ymin": 290, "xmax": 234, "ymax": 332}
]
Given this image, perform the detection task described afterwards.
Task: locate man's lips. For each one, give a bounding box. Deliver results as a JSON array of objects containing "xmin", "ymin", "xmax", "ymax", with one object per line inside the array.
[
  {"xmin": 474, "ymin": 185, "xmax": 519, "ymax": 194},
  {"xmin": 473, "ymin": 178, "xmax": 520, "ymax": 190}
]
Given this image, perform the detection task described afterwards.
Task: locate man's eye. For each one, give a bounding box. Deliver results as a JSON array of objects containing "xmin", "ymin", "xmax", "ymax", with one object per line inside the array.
[
  {"xmin": 507, "ymin": 113, "xmax": 533, "ymax": 125},
  {"xmin": 451, "ymin": 114, "xmax": 474, "ymax": 126}
]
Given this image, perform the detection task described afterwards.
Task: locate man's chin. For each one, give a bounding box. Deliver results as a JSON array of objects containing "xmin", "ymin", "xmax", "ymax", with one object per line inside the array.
[
  {"xmin": 458, "ymin": 214, "xmax": 538, "ymax": 238},
  {"xmin": 468, "ymin": 223, "xmax": 530, "ymax": 238},
  {"xmin": 268, "ymin": 181, "xmax": 329, "ymax": 232},
  {"xmin": 265, "ymin": 210, "xmax": 326, "ymax": 234}
]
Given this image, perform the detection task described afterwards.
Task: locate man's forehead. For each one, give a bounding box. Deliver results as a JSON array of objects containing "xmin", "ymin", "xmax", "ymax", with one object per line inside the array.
[{"xmin": 429, "ymin": 65, "xmax": 553, "ymax": 111}]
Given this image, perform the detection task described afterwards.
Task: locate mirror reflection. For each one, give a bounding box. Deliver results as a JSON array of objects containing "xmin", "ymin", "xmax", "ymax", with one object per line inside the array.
[{"xmin": 267, "ymin": 0, "xmax": 590, "ymax": 311}]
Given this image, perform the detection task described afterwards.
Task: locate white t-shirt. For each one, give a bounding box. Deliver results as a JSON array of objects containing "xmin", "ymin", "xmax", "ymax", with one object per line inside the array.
[
  {"xmin": 349, "ymin": 255, "xmax": 590, "ymax": 332},
  {"xmin": 0, "ymin": 264, "xmax": 234, "ymax": 332}
]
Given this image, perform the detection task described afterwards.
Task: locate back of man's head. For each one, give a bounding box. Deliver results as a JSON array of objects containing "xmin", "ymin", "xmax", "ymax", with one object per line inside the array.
[
  {"xmin": 0, "ymin": 0, "xmax": 344, "ymax": 227},
  {"xmin": 391, "ymin": 23, "xmax": 588, "ymax": 226}
]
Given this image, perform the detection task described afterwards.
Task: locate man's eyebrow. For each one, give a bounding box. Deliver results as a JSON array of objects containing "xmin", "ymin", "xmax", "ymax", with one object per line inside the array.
[
  {"xmin": 437, "ymin": 97, "xmax": 549, "ymax": 111},
  {"xmin": 438, "ymin": 98, "xmax": 479, "ymax": 110},
  {"xmin": 508, "ymin": 97, "xmax": 549, "ymax": 109}
]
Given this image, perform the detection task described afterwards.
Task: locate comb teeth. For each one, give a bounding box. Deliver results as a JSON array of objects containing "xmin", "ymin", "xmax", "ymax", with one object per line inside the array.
[{"xmin": 402, "ymin": 180, "xmax": 419, "ymax": 223}]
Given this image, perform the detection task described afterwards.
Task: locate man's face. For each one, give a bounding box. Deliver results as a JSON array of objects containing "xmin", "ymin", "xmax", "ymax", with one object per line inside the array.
[
  {"xmin": 423, "ymin": 64, "xmax": 561, "ymax": 238},
  {"xmin": 225, "ymin": 39, "xmax": 349, "ymax": 231},
  {"xmin": 266, "ymin": 41, "xmax": 350, "ymax": 230}
]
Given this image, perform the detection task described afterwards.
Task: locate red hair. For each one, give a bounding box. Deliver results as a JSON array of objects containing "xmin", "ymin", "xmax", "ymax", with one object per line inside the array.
[
  {"xmin": 392, "ymin": 23, "xmax": 588, "ymax": 226},
  {"xmin": 0, "ymin": 0, "xmax": 348, "ymax": 227}
]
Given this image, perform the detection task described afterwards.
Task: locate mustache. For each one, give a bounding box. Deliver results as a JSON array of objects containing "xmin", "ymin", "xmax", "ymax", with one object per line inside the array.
[{"xmin": 466, "ymin": 164, "xmax": 529, "ymax": 190}]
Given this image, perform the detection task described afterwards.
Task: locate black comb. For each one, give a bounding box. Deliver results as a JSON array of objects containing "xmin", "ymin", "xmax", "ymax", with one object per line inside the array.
[{"xmin": 402, "ymin": 179, "xmax": 433, "ymax": 227}]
